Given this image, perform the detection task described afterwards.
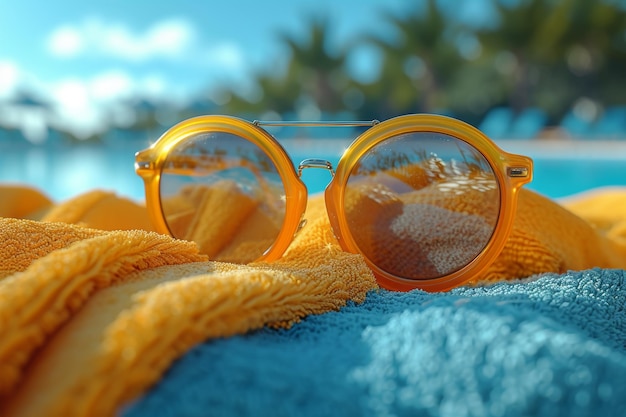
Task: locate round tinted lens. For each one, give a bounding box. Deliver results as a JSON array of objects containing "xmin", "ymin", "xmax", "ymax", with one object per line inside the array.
[
  {"xmin": 344, "ymin": 131, "xmax": 500, "ymax": 280},
  {"xmin": 159, "ymin": 131, "xmax": 286, "ymax": 263}
]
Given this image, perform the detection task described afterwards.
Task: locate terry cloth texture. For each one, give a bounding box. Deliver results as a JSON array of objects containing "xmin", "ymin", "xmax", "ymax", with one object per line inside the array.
[
  {"xmin": 122, "ymin": 269, "xmax": 626, "ymax": 417},
  {"xmin": 0, "ymin": 184, "xmax": 625, "ymax": 416}
]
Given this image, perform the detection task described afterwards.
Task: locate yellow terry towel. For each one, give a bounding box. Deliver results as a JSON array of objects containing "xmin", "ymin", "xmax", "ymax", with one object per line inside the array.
[{"xmin": 1, "ymin": 184, "xmax": 626, "ymax": 416}]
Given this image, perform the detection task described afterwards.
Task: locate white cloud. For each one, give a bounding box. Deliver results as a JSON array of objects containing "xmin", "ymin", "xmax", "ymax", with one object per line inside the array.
[
  {"xmin": 90, "ymin": 71, "xmax": 134, "ymax": 101},
  {"xmin": 47, "ymin": 78, "xmax": 106, "ymax": 137},
  {"xmin": 208, "ymin": 43, "xmax": 245, "ymax": 70},
  {"xmin": 0, "ymin": 67, "xmax": 174, "ymax": 139},
  {"xmin": 48, "ymin": 71, "xmax": 153, "ymax": 107},
  {"xmin": 48, "ymin": 26, "xmax": 84, "ymax": 57},
  {"xmin": 45, "ymin": 71, "xmax": 177, "ymax": 137},
  {"xmin": 88, "ymin": 71, "xmax": 170, "ymax": 102},
  {"xmin": 45, "ymin": 18, "xmax": 248, "ymax": 78},
  {"xmin": 0, "ymin": 61, "xmax": 20, "ymax": 98},
  {"xmin": 46, "ymin": 18, "xmax": 196, "ymax": 62},
  {"xmin": 2, "ymin": 15, "xmax": 252, "ymax": 140},
  {"xmin": 141, "ymin": 75, "xmax": 167, "ymax": 97},
  {"xmin": 51, "ymin": 79, "xmax": 91, "ymax": 109}
]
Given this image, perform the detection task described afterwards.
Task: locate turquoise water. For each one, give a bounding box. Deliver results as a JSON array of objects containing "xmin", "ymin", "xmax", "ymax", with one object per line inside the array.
[{"xmin": 2, "ymin": 140, "xmax": 626, "ymax": 202}]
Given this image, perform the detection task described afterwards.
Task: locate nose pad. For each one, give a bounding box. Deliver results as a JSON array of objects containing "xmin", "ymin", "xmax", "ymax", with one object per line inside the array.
[
  {"xmin": 297, "ymin": 158, "xmax": 335, "ymax": 178},
  {"xmin": 329, "ymin": 219, "xmax": 343, "ymax": 243},
  {"xmin": 294, "ymin": 217, "xmax": 307, "ymax": 238},
  {"xmin": 295, "ymin": 159, "xmax": 335, "ymax": 240}
]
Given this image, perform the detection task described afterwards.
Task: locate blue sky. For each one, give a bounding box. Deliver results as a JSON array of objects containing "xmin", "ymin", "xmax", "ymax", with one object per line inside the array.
[
  {"xmin": 0, "ymin": 0, "xmax": 493, "ymax": 138},
  {"xmin": 1, "ymin": 0, "xmax": 407, "ymax": 99}
]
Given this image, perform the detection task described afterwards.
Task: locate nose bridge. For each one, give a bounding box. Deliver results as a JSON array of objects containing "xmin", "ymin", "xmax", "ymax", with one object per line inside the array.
[{"xmin": 297, "ymin": 158, "xmax": 335, "ymax": 178}]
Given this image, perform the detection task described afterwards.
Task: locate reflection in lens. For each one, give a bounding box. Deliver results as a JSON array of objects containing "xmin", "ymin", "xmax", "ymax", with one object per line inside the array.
[
  {"xmin": 344, "ymin": 132, "xmax": 500, "ymax": 280},
  {"xmin": 159, "ymin": 132, "xmax": 286, "ymax": 263}
]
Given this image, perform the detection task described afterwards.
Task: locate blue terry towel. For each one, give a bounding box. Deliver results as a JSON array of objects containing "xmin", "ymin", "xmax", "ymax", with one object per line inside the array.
[{"xmin": 123, "ymin": 268, "xmax": 626, "ymax": 417}]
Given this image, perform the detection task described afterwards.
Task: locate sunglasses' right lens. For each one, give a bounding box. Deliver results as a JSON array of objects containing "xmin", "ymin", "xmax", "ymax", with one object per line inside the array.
[
  {"xmin": 159, "ymin": 131, "xmax": 286, "ymax": 263},
  {"xmin": 343, "ymin": 131, "xmax": 500, "ymax": 281}
]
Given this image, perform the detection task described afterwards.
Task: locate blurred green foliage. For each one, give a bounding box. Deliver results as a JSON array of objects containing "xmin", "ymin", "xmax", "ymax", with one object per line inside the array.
[{"xmin": 218, "ymin": 0, "xmax": 626, "ymax": 126}]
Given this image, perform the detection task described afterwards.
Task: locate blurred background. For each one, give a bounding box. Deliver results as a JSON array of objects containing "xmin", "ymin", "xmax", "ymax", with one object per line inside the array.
[{"xmin": 1, "ymin": 0, "xmax": 625, "ymax": 201}]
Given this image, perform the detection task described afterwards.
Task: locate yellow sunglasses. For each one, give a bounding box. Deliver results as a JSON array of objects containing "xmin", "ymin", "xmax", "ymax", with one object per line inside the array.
[{"xmin": 135, "ymin": 114, "xmax": 532, "ymax": 292}]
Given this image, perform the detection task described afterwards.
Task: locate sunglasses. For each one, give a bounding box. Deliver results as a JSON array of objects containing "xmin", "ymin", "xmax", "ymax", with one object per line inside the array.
[{"xmin": 135, "ymin": 114, "xmax": 532, "ymax": 292}]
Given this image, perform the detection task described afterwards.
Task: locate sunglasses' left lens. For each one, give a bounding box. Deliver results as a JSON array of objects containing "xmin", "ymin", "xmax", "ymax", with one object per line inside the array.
[{"xmin": 158, "ymin": 131, "xmax": 286, "ymax": 263}]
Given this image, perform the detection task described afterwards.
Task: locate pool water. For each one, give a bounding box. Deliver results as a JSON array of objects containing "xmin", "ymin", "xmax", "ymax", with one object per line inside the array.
[
  {"xmin": 299, "ymin": 158, "xmax": 626, "ymax": 199},
  {"xmin": 530, "ymin": 159, "xmax": 626, "ymax": 197},
  {"xmin": 2, "ymin": 140, "xmax": 626, "ymax": 202}
]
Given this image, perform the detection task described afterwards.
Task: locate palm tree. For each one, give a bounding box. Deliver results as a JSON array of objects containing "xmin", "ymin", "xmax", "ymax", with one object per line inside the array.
[
  {"xmin": 221, "ymin": 16, "xmax": 349, "ymax": 117},
  {"xmin": 278, "ymin": 16, "xmax": 348, "ymax": 113},
  {"xmin": 215, "ymin": 0, "xmax": 625, "ymax": 124},
  {"xmin": 474, "ymin": 0, "xmax": 560, "ymax": 114},
  {"xmin": 222, "ymin": 71, "xmax": 301, "ymax": 116},
  {"xmin": 545, "ymin": 0, "xmax": 626, "ymax": 105},
  {"xmin": 475, "ymin": 0, "xmax": 626, "ymax": 119},
  {"xmin": 359, "ymin": 0, "xmax": 465, "ymax": 116}
]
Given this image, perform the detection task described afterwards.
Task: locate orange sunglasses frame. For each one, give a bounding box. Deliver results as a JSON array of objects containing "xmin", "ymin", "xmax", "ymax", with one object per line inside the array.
[{"xmin": 136, "ymin": 114, "xmax": 533, "ymax": 292}]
